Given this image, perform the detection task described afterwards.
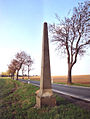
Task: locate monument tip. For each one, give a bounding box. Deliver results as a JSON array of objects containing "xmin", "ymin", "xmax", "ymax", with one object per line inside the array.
[{"xmin": 44, "ymin": 22, "xmax": 47, "ymax": 25}]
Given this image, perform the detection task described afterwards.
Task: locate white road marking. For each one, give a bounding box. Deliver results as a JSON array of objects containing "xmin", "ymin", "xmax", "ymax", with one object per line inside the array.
[
  {"xmin": 53, "ymin": 89, "xmax": 90, "ymax": 102},
  {"xmin": 28, "ymin": 81, "xmax": 90, "ymax": 102}
]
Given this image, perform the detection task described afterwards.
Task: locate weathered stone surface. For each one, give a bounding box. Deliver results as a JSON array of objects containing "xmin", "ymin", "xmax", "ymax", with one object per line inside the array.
[
  {"xmin": 40, "ymin": 22, "xmax": 51, "ymax": 90},
  {"xmin": 35, "ymin": 22, "xmax": 56, "ymax": 108},
  {"xmin": 36, "ymin": 94, "xmax": 56, "ymax": 108}
]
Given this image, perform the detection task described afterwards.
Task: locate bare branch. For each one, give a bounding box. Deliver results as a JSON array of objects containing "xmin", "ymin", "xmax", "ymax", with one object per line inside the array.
[{"xmin": 49, "ymin": 1, "xmax": 90, "ymax": 84}]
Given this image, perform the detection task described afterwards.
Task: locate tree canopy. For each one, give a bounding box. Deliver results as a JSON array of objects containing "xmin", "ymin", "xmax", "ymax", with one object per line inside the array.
[
  {"xmin": 8, "ymin": 51, "xmax": 33, "ymax": 80},
  {"xmin": 49, "ymin": 1, "xmax": 90, "ymax": 84}
]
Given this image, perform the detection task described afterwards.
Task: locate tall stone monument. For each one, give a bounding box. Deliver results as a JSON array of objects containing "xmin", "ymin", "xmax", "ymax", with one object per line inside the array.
[{"xmin": 35, "ymin": 22, "xmax": 56, "ymax": 108}]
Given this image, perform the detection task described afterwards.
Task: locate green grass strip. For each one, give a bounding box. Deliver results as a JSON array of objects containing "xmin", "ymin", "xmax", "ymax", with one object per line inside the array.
[{"xmin": 0, "ymin": 78, "xmax": 90, "ymax": 119}]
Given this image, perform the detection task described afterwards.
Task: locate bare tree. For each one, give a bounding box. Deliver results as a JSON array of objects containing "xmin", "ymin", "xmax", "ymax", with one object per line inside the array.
[
  {"xmin": 49, "ymin": 1, "xmax": 90, "ymax": 84},
  {"xmin": 15, "ymin": 51, "xmax": 27, "ymax": 80},
  {"xmin": 26, "ymin": 55, "xmax": 33, "ymax": 79},
  {"xmin": 8, "ymin": 59, "xmax": 18, "ymax": 79},
  {"xmin": 8, "ymin": 51, "xmax": 33, "ymax": 80},
  {"xmin": 21, "ymin": 64, "xmax": 26, "ymax": 79}
]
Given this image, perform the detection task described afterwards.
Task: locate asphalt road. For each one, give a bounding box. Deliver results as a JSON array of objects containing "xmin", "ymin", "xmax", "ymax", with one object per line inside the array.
[{"xmin": 19, "ymin": 79, "xmax": 90, "ymax": 102}]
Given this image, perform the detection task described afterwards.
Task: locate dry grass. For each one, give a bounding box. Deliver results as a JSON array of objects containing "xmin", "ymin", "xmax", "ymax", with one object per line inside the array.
[
  {"xmin": 72, "ymin": 75, "xmax": 90, "ymax": 84},
  {"xmin": 28, "ymin": 75, "xmax": 90, "ymax": 84},
  {"xmin": 19, "ymin": 76, "xmax": 40, "ymax": 80},
  {"xmin": 52, "ymin": 75, "xmax": 90, "ymax": 84},
  {"xmin": 53, "ymin": 75, "xmax": 90, "ymax": 84}
]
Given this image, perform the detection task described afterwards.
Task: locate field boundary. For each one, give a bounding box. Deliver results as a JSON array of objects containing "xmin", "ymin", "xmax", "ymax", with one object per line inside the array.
[{"xmin": 56, "ymin": 83, "xmax": 90, "ymax": 88}]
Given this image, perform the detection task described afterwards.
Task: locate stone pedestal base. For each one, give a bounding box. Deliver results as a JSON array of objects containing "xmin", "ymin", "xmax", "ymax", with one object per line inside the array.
[{"xmin": 35, "ymin": 90, "xmax": 56, "ymax": 108}]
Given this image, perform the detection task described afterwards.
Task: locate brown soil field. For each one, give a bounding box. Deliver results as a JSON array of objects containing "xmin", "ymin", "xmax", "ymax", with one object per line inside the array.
[{"xmin": 29, "ymin": 75, "xmax": 90, "ymax": 84}]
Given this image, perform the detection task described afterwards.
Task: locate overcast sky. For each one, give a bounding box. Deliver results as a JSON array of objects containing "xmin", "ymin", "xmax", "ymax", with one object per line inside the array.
[{"xmin": 0, "ymin": 0, "xmax": 90, "ymax": 76}]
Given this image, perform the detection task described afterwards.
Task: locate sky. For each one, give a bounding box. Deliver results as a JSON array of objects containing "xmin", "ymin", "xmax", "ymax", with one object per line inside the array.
[{"xmin": 0, "ymin": 0, "xmax": 90, "ymax": 76}]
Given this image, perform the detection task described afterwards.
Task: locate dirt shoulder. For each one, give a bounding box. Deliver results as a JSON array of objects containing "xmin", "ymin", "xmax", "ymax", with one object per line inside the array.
[{"xmin": 55, "ymin": 92, "xmax": 90, "ymax": 110}]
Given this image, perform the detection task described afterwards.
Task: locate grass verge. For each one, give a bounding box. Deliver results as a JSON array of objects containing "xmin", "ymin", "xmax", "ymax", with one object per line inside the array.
[
  {"xmin": 71, "ymin": 83, "xmax": 90, "ymax": 87},
  {"xmin": 55, "ymin": 82, "xmax": 90, "ymax": 87},
  {"xmin": 0, "ymin": 78, "xmax": 90, "ymax": 119}
]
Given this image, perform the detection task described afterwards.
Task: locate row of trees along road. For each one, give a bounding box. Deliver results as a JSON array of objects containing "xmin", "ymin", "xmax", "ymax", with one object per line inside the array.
[
  {"xmin": 8, "ymin": 51, "xmax": 33, "ymax": 80},
  {"xmin": 49, "ymin": 1, "xmax": 90, "ymax": 84}
]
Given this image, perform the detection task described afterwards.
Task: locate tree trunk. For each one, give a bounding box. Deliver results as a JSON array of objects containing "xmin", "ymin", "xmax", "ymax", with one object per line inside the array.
[
  {"xmin": 16, "ymin": 70, "xmax": 19, "ymax": 80},
  {"xmin": 12, "ymin": 73, "xmax": 14, "ymax": 80},
  {"xmin": 11, "ymin": 75, "xmax": 13, "ymax": 79},
  {"xmin": 11, "ymin": 73, "xmax": 14, "ymax": 80},
  {"xmin": 22, "ymin": 70, "xmax": 24, "ymax": 79},
  {"xmin": 67, "ymin": 64, "xmax": 72, "ymax": 84},
  {"xmin": 28, "ymin": 66, "xmax": 29, "ymax": 79}
]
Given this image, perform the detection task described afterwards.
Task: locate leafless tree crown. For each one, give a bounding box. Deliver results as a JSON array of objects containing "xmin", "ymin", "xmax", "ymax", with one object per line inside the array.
[{"xmin": 49, "ymin": 1, "xmax": 90, "ymax": 67}]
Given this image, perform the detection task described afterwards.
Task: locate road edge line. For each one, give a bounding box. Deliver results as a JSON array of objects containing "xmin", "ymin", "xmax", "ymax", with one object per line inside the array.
[{"xmin": 53, "ymin": 89, "xmax": 90, "ymax": 102}]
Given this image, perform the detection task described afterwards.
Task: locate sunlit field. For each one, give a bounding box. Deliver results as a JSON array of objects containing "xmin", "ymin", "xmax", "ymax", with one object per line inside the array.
[
  {"xmin": 52, "ymin": 75, "xmax": 90, "ymax": 84},
  {"xmin": 27, "ymin": 75, "xmax": 90, "ymax": 84}
]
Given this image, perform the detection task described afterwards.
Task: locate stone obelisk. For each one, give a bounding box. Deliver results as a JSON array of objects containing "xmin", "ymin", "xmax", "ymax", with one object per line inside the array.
[{"xmin": 35, "ymin": 22, "xmax": 56, "ymax": 108}]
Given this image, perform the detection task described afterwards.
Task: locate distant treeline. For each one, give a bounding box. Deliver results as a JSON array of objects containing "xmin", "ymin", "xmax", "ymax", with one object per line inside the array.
[
  {"xmin": 0, "ymin": 74, "xmax": 38, "ymax": 77},
  {"xmin": 0, "ymin": 74, "xmax": 27, "ymax": 77}
]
